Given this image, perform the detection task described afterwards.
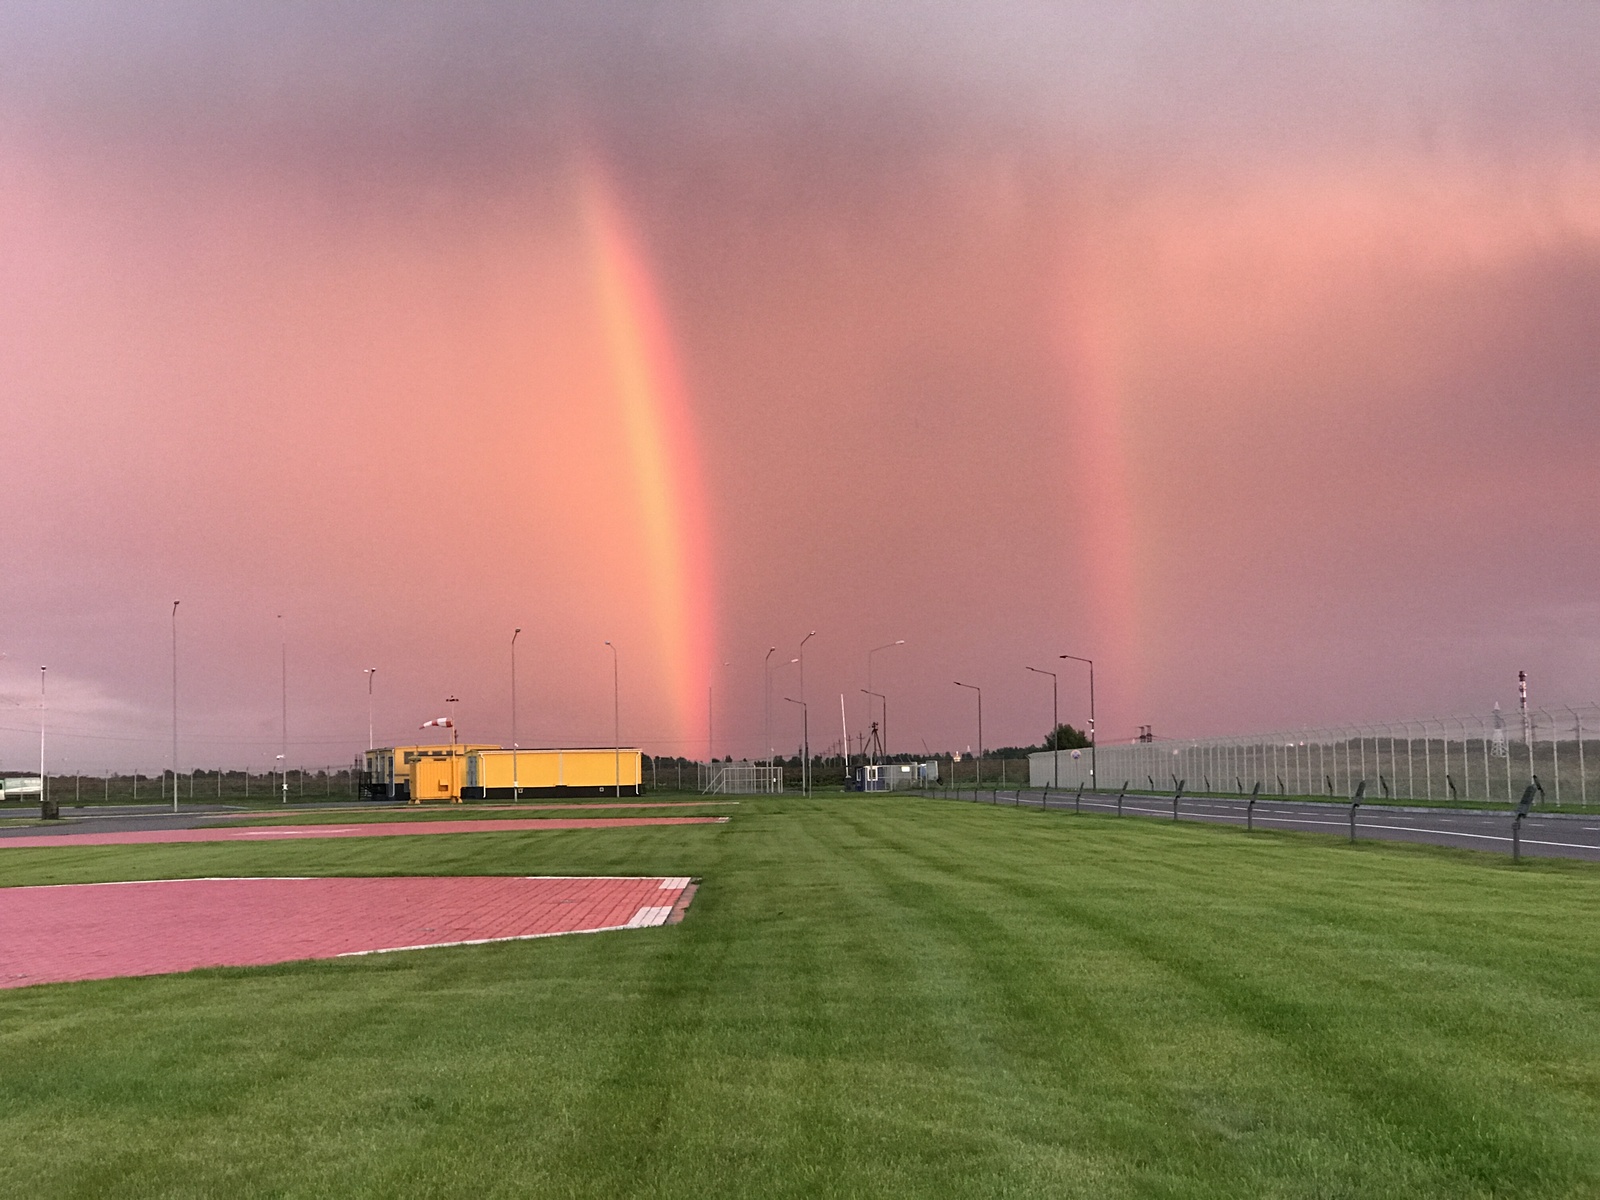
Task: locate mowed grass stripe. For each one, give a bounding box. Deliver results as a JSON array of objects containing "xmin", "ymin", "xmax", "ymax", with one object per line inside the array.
[{"xmin": 0, "ymin": 797, "xmax": 1596, "ymax": 1197}]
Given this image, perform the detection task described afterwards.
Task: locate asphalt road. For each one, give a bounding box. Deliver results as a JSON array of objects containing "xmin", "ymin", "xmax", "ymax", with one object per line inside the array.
[
  {"xmin": 936, "ymin": 788, "xmax": 1600, "ymax": 863},
  {"xmin": 0, "ymin": 802, "xmax": 399, "ymax": 840}
]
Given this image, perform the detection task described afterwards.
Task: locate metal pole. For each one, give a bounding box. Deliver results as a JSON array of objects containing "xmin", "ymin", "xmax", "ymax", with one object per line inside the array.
[
  {"xmin": 39, "ymin": 666, "xmax": 46, "ymax": 813},
  {"xmin": 604, "ymin": 641, "xmax": 619, "ymax": 798},
  {"xmin": 1405, "ymin": 721, "xmax": 1414, "ymax": 800},
  {"xmin": 1423, "ymin": 720, "xmax": 1433, "ymax": 800},
  {"xmin": 1544, "ymin": 709, "xmax": 1560, "ymax": 807},
  {"xmin": 511, "ymin": 629, "xmax": 521, "ymax": 802},
  {"xmin": 1481, "ymin": 714, "xmax": 1491, "ymax": 803},
  {"xmin": 799, "ymin": 631, "xmax": 816, "ymax": 795},
  {"xmin": 171, "ymin": 599, "xmax": 179, "ymax": 814},
  {"xmin": 366, "ymin": 667, "xmax": 376, "ymax": 753},
  {"xmin": 784, "ymin": 697, "xmax": 808, "ymax": 796},
  {"xmin": 279, "ymin": 615, "xmax": 288, "ymax": 804},
  {"xmin": 1060, "ymin": 655, "xmax": 1095, "ymax": 788},
  {"xmin": 764, "ymin": 647, "xmax": 776, "ymax": 774},
  {"xmin": 1569, "ymin": 705, "xmax": 1586, "ymax": 808},
  {"xmin": 1026, "ymin": 666, "xmax": 1059, "ymax": 788},
  {"xmin": 955, "ymin": 682, "xmax": 982, "ymax": 785},
  {"xmin": 868, "ymin": 640, "xmax": 904, "ymax": 761}
]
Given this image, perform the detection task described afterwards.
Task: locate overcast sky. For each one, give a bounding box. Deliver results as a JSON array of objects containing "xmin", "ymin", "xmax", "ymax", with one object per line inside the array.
[{"xmin": 2, "ymin": 3, "xmax": 1597, "ymax": 770}]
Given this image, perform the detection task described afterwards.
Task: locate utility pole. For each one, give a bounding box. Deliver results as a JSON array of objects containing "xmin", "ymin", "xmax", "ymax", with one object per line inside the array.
[
  {"xmin": 605, "ymin": 641, "xmax": 620, "ymax": 798},
  {"xmin": 279, "ymin": 615, "xmax": 288, "ymax": 804},
  {"xmin": 1060, "ymin": 654, "xmax": 1096, "ymax": 789},
  {"xmin": 954, "ymin": 682, "xmax": 982, "ymax": 785},
  {"xmin": 1027, "ymin": 665, "xmax": 1058, "ymax": 788},
  {"xmin": 172, "ymin": 600, "xmax": 180, "ymax": 813},
  {"xmin": 511, "ymin": 630, "xmax": 521, "ymax": 802}
]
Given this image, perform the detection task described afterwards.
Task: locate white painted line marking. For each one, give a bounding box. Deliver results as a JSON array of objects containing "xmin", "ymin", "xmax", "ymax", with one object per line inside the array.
[
  {"xmin": 659, "ymin": 876, "xmax": 691, "ymax": 890},
  {"xmin": 626, "ymin": 905, "xmax": 675, "ymax": 928}
]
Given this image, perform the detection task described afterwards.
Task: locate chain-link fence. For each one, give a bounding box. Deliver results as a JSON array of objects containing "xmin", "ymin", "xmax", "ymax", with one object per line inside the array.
[
  {"xmin": 4, "ymin": 768, "xmax": 362, "ymax": 805},
  {"xmin": 1030, "ymin": 703, "xmax": 1599, "ymax": 806}
]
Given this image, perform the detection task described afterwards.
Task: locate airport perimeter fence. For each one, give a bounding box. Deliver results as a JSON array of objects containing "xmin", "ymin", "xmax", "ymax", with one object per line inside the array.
[
  {"xmin": 1027, "ymin": 703, "xmax": 1600, "ymax": 807},
  {"xmin": 0, "ymin": 768, "xmax": 361, "ymax": 806}
]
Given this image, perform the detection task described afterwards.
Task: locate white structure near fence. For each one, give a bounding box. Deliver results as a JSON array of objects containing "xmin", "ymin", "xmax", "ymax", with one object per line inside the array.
[
  {"xmin": 701, "ymin": 761, "xmax": 784, "ymax": 794},
  {"xmin": 1029, "ymin": 702, "xmax": 1599, "ymax": 805},
  {"xmin": 0, "ymin": 776, "xmax": 43, "ymax": 799},
  {"xmin": 857, "ymin": 761, "xmax": 940, "ymax": 791}
]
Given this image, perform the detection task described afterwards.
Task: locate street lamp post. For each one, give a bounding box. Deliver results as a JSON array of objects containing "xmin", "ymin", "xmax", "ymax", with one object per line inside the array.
[
  {"xmin": 784, "ymin": 697, "xmax": 809, "ymax": 797},
  {"xmin": 171, "ymin": 600, "xmax": 180, "ymax": 814},
  {"xmin": 278, "ymin": 615, "xmax": 288, "ymax": 805},
  {"xmin": 764, "ymin": 646, "xmax": 776, "ymax": 773},
  {"xmin": 1026, "ymin": 665, "xmax": 1059, "ymax": 787},
  {"xmin": 604, "ymin": 641, "xmax": 620, "ymax": 799},
  {"xmin": 511, "ymin": 629, "xmax": 521, "ymax": 803},
  {"xmin": 365, "ymin": 668, "xmax": 377, "ymax": 753},
  {"xmin": 954, "ymin": 682, "xmax": 982, "ymax": 786},
  {"xmin": 1060, "ymin": 654, "xmax": 1096, "ymax": 789},
  {"xmin": 867, "ymin": 640, "xmax": 904, "ymax": 762},
  {"xmin": 39, "ymin": 666, "xmax": 46, "ymax": 815},
  {"xmin": 798, "ymin": 631, "xmax": 816, "ymax": 795}
]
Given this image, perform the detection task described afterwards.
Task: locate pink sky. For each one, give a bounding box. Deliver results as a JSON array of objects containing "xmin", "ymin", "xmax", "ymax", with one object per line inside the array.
[{"xmin": 1, "ymin": 5, "xmax": 1598, "ymax": 771}]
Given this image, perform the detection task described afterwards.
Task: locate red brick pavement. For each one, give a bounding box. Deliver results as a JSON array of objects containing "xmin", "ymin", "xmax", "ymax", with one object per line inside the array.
[
  {"xmin": 0, "ymin": 875, "xmax": 697, "ymax": 988},
  {"xmin": 0, "ymin": 815, "xmax": 727, "ymax": 850}
]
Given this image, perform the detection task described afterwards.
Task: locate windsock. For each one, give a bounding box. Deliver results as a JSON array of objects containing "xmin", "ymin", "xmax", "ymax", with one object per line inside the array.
[{"xmin": 420, "ymin": 717, "xmax": 454, "ymax": 729}]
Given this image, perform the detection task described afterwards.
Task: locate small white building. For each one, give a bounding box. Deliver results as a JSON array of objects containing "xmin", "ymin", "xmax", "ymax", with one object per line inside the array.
[{"xmin": 855, "ymin": 761, "xmax": 940, "ymax": 791}]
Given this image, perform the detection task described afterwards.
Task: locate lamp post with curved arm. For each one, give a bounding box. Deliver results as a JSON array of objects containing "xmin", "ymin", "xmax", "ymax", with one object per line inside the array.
[
  {"xmin": 604, "ymin": 641, "xmax": 619, "ymax": 799},
  {"xmin": 954, "ymin": 682, "xmax": 982, "ymax": 786},
  {"xmin": 1059, "ymin": 655, "xmax": 1096, "ymax": 788},
  {"xmin": 764, "ymin": 646, "xmax": 776, "ymax": 772},
  {"xmin": 797, "ymin": 632, "xmax": 816, "ymax": 793},
  {"xmin": 171, "ymin": 600, "xmax": 180, "ymax": 814},
  {"xmin": 511, "ymin": 629, "xmax": 521, "ymax": 803},
  {"xmin": 784, "ymin": 697, "xmax": 808, "ymax": 797},
  {"xmin": 1026, "ymin": 666, "xmax": 1059, "ymax": 788}
]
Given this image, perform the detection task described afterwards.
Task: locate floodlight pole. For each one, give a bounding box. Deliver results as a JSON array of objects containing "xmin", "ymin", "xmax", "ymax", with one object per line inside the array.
[
  {"xmin": 39, "ymin": 666, "xmax": 46, "ymax": 815},
  {"xmin": 171, "ymin": 600, "xmax": 180, "ymax": 814},
  {"xmin": 1060, "ymin": 654, "xmax": 1096, "ymax": 788},
  {"xmin": 279, "ymin": 615, "xmax": 288, "ymax": 804},
  {"xmin": 798, "ymin": 631, "xmax": 816, "ymax": 794},
  {"xmin": 605, "ymin": 641, "xmax": 619, "ymax": 798},
  {"xmin": 784, "ymin": 697, "xmax": 808, "ymax": 796},
  {"xmin": 954, "ymin": 682, "xmax": 982, "ymax": 786},
  {"xmin": 764, "ymin": 646, "xmax": 776, "ymax": 773},
  {"xmin": 1026, "ymin": 666, "xmax": 1059, "ymax": 787},
  {"xmin": 365, "ymin": 668, "xmax": 376, "ymax": 753},
  {"xmin": 511, "ymin": 629, "xmax": 521, "ymax": 803}
]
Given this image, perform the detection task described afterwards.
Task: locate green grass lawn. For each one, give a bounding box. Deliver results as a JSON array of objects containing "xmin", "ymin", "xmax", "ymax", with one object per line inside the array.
[{"xmin": 1, "ymin": 797, "xmax": 1597, "ymax": 1197}]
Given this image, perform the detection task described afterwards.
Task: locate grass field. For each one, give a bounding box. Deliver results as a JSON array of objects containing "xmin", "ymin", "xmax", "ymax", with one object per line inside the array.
[{"xmin": 2, "ymin": 796, "xmax": 1597, "ymax": 1197}]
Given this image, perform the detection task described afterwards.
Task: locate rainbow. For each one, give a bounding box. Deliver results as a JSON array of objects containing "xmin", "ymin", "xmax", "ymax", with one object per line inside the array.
[{"xmin": 578, "ymin": 162, "xmax": 716, "ymax": 746}]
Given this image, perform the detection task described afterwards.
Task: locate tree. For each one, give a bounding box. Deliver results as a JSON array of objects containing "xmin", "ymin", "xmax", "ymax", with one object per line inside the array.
[{"xmin": 1043, "ymin": 723, "xmax": 1091, "ymax": 751}]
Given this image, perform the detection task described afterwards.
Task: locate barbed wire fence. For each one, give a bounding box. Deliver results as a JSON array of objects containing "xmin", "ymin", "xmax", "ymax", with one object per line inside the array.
[{"xmin": 1030, "ymin": 703, "xmax": 1598, "ymax": 807}]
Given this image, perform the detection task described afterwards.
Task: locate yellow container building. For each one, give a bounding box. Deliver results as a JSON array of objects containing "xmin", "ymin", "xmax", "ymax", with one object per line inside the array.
[
  {"xmin": 464, "ymin": 748, "xmax": 643, "ymax": 799},
  {"xmin": 362, "ymin": 744, "xmax": 644, "ymax": 801},
  {"xmin": 363, "ymin": 744, "xmax": 497, "ymax": 802}
]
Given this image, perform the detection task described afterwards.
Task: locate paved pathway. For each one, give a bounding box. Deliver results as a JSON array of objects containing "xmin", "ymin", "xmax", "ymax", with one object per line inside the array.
[
  {"xmin": 0, "ymin": 815, "xmax": 728, "ymax": 850},
  {"xmin": 0, "ymin": 875, "xmax": 698, "ymax": 988}
]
